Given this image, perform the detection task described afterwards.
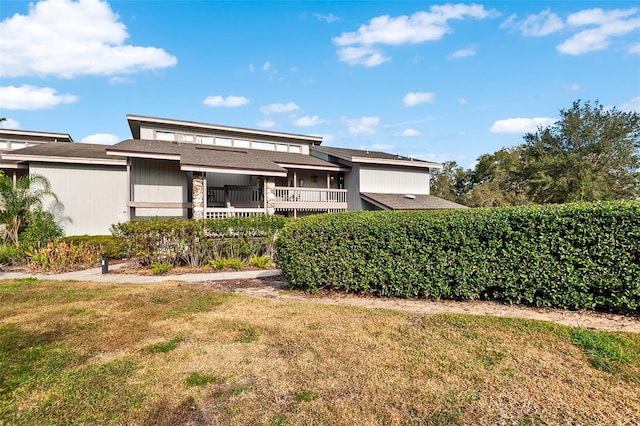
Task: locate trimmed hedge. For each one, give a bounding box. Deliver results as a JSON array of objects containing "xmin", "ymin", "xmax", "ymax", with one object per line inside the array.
[
  {"xmin": 63, "ymin": 235, "xmax": 128, "ymax": 259},
  {"xmin": 111, "ymin": 215, "xmax": 287, "ymax": 267},
  {"xmin": 277, "ymin": 201, "xmax": 640, "ymax": 314}
]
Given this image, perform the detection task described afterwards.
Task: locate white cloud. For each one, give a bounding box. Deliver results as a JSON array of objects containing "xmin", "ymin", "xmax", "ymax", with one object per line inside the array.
[
  {"xmin": 108, "ymin": 76, "xmax": 133, "ymax": 85},
  {"xmin": 257, "ymin": 119, "xmax": 276, "ymax": 128},
  {"xmin": 202, "ymin": 95, "xmax": 249, "ymax": 108},
  {"xmin": 0, "ymin": 0, "xmax": 177, "ymax": 78},
  {"xmin": 415, "ymin": 152, "xmax": 468, "ymax": 164},
  {"xmin": 260, "ymin": 102, "xmax": 300, "ymax": 114},
  {"xmin": 397, "ymin": 128, "xmax": 421, "ymax": 137},
  {"xmin": 500, "ymin": 9, "xmax": 564, "ymax": 36},
  {"xmin": 333, "ymin": 4, "xmax": 494, "ymax": 66},
  {"xmin": 489, "ymin": 117, "xmax": 557, "ymax": 134},
  {"xmin": 557, "ymin": 8, "xmax": 640, "ymax": 55},
  {"xmin": 629, "ymin": 42, "xmax": 640, "ymax": 54},
  {"xmin": 336, "ymin": 46, "xmax": 390, "ymax": 67},
  {"xmin": 449, "ymin": 48, "xmax": 476, "ymax": 58},
  {"xmin": 262, "ymin": 61, "xmax": 272, "ymax": 71},
  {"xmin": 314, "ymin": 13, "xmax": 340, "ymax": 23},
  {"xmin": 0, "ymin": 85, "xmax": 78, "ymax": 110},
  {"xmin": 294, "ymin": 115, "xmax": 325, "ymax": 127},
  {"xmin": 371, "ymin": 143, "xmax": 394, "ymax": 150},
  {"xmin": 458, "ymin": 98, "xmax": 467, "ymax": 105},
  {"xmin": 0, "ymin": 118, "xmax": 20, "ymax": 129},
  {"xmin": 563, "ymin": 83, "xmax": 581, "ymax": 91},
  {"xmin": 620, "ymin": 97, "xmax": 640, "ymax": 112},
  {"xmin": 345, "ymin": 116, "xmax": 379, "ymax": 135},
  {"xmin": 81, "ymin": 133, "xmax": 120, "ymax": 145},
  {"xmin": 403, "ymin": 91, "xmax": 435, "ymax": 107}
]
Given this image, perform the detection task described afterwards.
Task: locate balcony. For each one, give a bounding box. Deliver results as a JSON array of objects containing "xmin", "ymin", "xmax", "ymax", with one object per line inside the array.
[{"xmin": 204, "ymin": 185, "xmax": 348, "ymax": 218}]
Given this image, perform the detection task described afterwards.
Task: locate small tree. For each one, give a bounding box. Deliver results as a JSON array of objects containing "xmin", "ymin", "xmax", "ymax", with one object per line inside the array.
[{"xmin": 0, "ymin": 173, "xmax": 60, "ymax": 246}]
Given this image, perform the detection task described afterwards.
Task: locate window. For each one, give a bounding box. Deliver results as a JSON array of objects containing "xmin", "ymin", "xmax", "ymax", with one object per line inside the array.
[
  {"xmin": 276, "ymin": 144, "xmax": 288, "ymax": 152},
  {"xmin": 176, "ymin": 134, "xmax": 194, "ymax": 142},
  {"xmin": 10, "ymin": 141, "xmax": 26, "ymax": 150},
  {"xmin": 252, "ymin": 141, "xmax": 275, "ymax": 151},
  {"xmin": 215, "ymin": 137, "xmax": 232, "ymax": 146},
  {"xmin": 289, "ymin": 145, "xmax": 301, "ymax": 153},
  {"xmin": 234, "ymin": 139, "xmax": 251, "ymax": 148},
  {"xmin": 197, "ymin": 136, "xmax": 214, "ymax": 145},
  {"xmin": 0, "ymin": 141, "xmax": 7, "ymax": 149},
  {"xmin": 156, "ymin": 131, "xmax": 175, "ymax": 141}
]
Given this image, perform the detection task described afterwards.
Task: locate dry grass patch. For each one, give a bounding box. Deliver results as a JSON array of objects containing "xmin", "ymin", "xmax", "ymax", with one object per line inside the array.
[{"xmin": 0, "ymin": 278, "xmax": 638, "ymax": 425}]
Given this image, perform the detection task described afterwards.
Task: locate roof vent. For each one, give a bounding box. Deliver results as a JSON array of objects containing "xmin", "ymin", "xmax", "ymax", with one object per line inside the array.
[{"xmin": 404, "ymin": 194, "xmax": 416, "ymax": 200}]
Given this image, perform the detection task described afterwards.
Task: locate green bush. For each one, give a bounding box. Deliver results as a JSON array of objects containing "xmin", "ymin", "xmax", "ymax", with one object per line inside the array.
[
  {"xmin": 0, "ymin": 244, "xmax": 23, "ymax": 265},
  {"xmin": 111, "ymin": 215, "xmax": 286, "ymax": 267},
  {"xmin": 25, "ymin": 241, "xmax": 102, "ymax": 273},
  {"xmin": 149, "ymin": 262, "xmax": 172, "ymax": 275},
  {"xmin": 277, "ymin": 201, "xmax": 640, "ymax": 314},
  {"xmin": 18, "ymin": 208, "xmax": 64, "ymax": 248},
  {"xmin": 63, "ymin": 235, "xmax": 127, "ymax": 259}
]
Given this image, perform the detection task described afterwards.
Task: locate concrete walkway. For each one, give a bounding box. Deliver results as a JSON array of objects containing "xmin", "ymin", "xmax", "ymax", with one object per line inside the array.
[{"xmin": 0, "ymin": 262, "xmax": 282, "ymax": 284}]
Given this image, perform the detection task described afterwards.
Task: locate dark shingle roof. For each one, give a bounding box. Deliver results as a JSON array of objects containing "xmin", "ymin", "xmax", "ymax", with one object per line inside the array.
[
  {"xmin": 3, "ymin": 142, "xmax": 124, "ymax": 161},
  {"xmin": 361, "ymin": 192, "xmax": 468, "ymax": 210},
  {"xmin": 312, "ymin": 146, "xmax": 441, "ymax": 167},
  {"xmin": 107, "ymin": 139, "xmax": 343, "ymax": 174}
]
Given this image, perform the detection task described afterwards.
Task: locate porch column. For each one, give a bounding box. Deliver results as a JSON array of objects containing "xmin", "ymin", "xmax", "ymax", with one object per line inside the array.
[
  {"xmin": 192, "ymin": 172, "xmax": 205, "ymax": 219},
  {"xmin": 265, "ymin": 177, "xmax": 276, "ymax": 215}
]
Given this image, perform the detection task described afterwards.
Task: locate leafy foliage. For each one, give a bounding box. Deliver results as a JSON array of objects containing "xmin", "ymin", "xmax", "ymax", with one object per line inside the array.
[
  {"xmin": 63, "ymin": 235, "xmax": 128, "ymax": 259},
  {"xmin": 18, "ymin": 208, "xmax": 64, "ymax": 248},
  {"xmin": 0, "ymin": 244, "xmax": 23, "ymax": 265},
  {"xmin": 431, "ymin": 100, "xmax": 640, "ymax": 206},
  {"xmin": 277, "ymin": 201, "xmax": 640, "ymax": 314},
  {"xmin": 25, "ymin": 241, "xmax": 102, "ymax": 272},
  {"xmin": 148, "ymin": 262, "xmax": 172, "ymax": 275},
  {"xmin": 0, "ymin": 173, "xmax": 61, "ymax": 246},
  {"xmin": 111, "ymin": 215, "xmax": 285, "ymax": 267}
]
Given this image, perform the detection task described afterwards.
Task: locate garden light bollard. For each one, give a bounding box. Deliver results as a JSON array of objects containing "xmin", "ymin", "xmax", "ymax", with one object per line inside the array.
[{"xmin": 101, "ymin": 258, "xmax": 109, "ymax": 274}]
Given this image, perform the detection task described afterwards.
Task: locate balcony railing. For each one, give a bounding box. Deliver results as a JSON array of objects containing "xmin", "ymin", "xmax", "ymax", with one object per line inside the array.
[
  {"xmin": 273, "ymin": 187, "xmax": 347, "ymax": 210},
  {"xmin": 204, "ymin": 185, "xmax": 348, "ymax": 217}
]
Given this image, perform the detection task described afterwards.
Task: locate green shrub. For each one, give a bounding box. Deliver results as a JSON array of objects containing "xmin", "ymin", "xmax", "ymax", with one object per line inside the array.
[
  {"xmin": 250, "ymin": 255, "xmax": 273, "ymax": 269},
  {"xmin": 19, "ymin": 208, "xmax": 64, "ymax": 248},
  {"xmin": 149, "ymin": 262, "xmax": 172, "ymax": 275},
  {"xmin": 277, "ymin": 201, "xmax": 640, "ymax": 314},
  {"xmin": 25, "ymin": 241, "xmax": 102, "ymax": 273},
  {"xmin": 0, "ymin": 244, "xmax": 23, "ymax": 265},
  {"xmin": 227, "ymin": 258, "xmax": 246, "ymax": 270},
  {"xmin": 111, "ymin": 215, "xmax": 286, "ymax": 267},
  {"xmin": 63, "ymin": 235, "xmax": 128, "ymax": 259}
]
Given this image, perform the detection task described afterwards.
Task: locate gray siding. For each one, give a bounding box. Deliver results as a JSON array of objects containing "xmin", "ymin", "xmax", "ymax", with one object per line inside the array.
[
  {"xmin": 31, "ymin": 163, "xmax": 127, "ymax": 236},
  {"xmin": 345, "ymin": 164, "xmax": 363, "ymax": 211},
  {"xmin": 359, "ymin": 165, "xmax": 429, "ymax": 195},
  {"xmin": 132, "ymin": 158, "xmax": 187, "ymax": 218}
]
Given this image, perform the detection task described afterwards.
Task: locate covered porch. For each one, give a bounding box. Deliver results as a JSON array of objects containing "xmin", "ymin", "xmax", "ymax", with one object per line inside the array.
[{"xmin": 197, "ymin": 169, "xmax": 348, "ymax": 219}]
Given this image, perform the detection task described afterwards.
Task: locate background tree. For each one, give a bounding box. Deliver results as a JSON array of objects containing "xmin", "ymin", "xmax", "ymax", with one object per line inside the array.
[
  {"xmin": 0, "ymin": 173, "xmax": 60, "ymax": 247},
  {"xmin": 429, "ymin": 161, "xmax": 470, "ymax": 204},
  {"xmin": 430, "ymin": 100, "xmax": 640, "ymax": 206},
  {"xmin": 519, "ymin": 100, "xmax": 640, "ymax": 203}
]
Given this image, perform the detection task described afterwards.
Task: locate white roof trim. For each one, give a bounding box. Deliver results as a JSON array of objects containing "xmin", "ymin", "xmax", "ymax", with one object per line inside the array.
[
  {"xmin": 180, "ymin": 164, "xmax": 287, "ymax": 177},
  {"xmin": 105, "ymin": 149, "xmax": 181, "ymax": 161},
  {"xmin": 275, "ymin": 162, "xmax": 348, "ymax": 172},
  {"xmin": 128, "ymin": 114, "xmax": 323, "ymax": 144},
  {"xmin": 2, "ymin": 153, "xmax": 126, "ymax": 166}
]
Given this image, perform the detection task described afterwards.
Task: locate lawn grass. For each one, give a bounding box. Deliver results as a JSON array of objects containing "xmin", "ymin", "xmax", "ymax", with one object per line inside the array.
[{"xmin": 0, "ymin": 279, "xmax": 638, "ymax": 425}]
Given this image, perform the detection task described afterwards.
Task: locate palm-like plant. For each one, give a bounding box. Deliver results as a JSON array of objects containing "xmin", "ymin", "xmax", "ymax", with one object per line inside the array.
[{"xmin": 0, "ymin": 173, "xmax": 59, "ymax": 246}]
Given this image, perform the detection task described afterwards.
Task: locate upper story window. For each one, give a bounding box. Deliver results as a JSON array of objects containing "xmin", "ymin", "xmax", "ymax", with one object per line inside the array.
[
  {"xmin": 10, "ymin": 141, "xmax": 26, "ymax": 150},
  {"xmin": 150, "ymin": 128, "xmax": 305, "ymax": 154},
  {"xmin": 196, "ymin": 136, "xmax": 214, "ymax": 145},
  {"xmin": 156, "ymin": 131, "xmax": 175, "ymax": 141},
  {"xmin": 0, "ymin": 140, "xmax": 7, "ymax": 150}
]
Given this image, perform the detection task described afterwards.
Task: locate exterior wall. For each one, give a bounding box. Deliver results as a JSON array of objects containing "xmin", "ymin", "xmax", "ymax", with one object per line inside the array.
[
  {"xmin": 359, "ymin": 165, "xmax": 430, "ymax": 195},
  {"xmin": 131, "ymin": 158, "xmax": 188, "ymax": 218},
  {"xmin": 345, "ymin": 164, "xmax": 363, "ymax": 211},
  {"xmin": 30, "ymin": 163, "xmax": 127, "ymax": 236}
]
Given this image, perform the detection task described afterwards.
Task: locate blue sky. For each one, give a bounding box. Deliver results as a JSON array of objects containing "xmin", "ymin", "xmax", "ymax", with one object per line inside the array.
[{"xmin": 1, "ymin": 0, "xmax": 639, "ymax": 167}]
